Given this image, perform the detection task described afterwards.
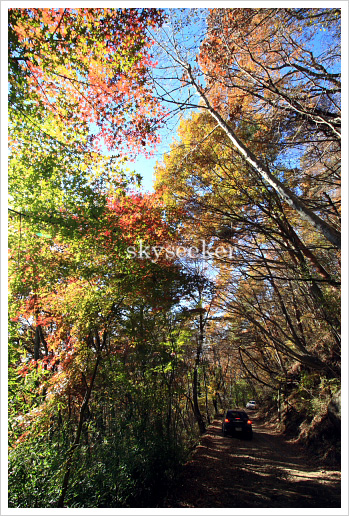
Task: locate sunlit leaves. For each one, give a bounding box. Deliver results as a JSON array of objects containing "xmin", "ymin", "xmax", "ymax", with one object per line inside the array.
[{"xmin": 9, "ymin": 8, "xmax": 165, "ymax": 154}]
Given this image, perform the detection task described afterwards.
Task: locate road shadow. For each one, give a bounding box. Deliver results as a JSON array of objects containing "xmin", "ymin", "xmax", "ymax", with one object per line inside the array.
[{"xmin": 165, "ymin": 418, "xmax": 341, "ymax": 508}]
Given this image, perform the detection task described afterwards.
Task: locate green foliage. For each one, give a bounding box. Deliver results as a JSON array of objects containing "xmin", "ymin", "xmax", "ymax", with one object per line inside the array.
[
  {"xmin": 8, "ymin": 373, "xmax": 187, "ymax": 508},
  {"xmin": 8, "ymin": 435, "xmax": 65, "ymax": 508},
  {"xmin": 65, "ymin": 427, "xmax": 185, "ymax": 507},
  {"xmin": 229, "ymin": 379, "xmax": 254, "ymax": 408}
]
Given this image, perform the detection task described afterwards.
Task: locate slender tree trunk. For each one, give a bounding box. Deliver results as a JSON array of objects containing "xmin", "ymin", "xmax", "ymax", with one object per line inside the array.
[
  {"xmin": 203, "ymin": 363, "xmax": 211, "ymax": 424},
  {"xmin": 186, "ymin": 64, "xmax": 341, "ymax": 249},
  {"xmin": 192, "ymin": 313, "xmax": 206, "ymax": 434},
  {"xmin": 193, "ymin": 366, "xmax": 206, "ymax": 434},
  {"xmin": 212, "ymin": 394, "xmax": 218, "ymax": 416},
  {"xmin": 277, "ymin": 387, "xmax": 282, "ymax": 421},
  {"xmin": 34, "ymin": 325, "xmax": 40, "ymax": 361},
  {"xmin": 57, "ymin": 355, "xmax": 100, "ymax": 508}
]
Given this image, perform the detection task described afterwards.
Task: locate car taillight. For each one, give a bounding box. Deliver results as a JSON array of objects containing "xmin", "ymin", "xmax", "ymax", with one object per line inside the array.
[
  {"xmin": 247, "ymin": 420, "xmax": 252, "ymax": 425},
  {"xmin": 235, "ymin": 417, "xmax": 240, "ymax": 420},
  {"xmin": 225, "ymin": 418, "xmax": 229, "ymax": 423}
]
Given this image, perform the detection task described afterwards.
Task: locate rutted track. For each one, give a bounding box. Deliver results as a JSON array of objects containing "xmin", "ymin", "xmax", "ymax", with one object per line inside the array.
[{"xmin": 165, "ymin": 416, "xmax": 341, "ymax": 508}]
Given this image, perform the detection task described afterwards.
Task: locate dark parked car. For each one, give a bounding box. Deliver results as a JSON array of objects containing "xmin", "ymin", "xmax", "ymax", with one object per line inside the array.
[{"xmin": 222, "ymin": 409, "xmax": 253, "ymax": 440}]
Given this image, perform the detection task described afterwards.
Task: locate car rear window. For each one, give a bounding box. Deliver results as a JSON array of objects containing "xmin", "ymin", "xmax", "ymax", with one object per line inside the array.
[{"xmin": 226, "ymin": 411, "xmax": 247, "ymax": 419}]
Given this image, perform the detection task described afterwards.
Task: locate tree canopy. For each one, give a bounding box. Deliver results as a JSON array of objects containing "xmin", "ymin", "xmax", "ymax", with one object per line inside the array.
[{"xmin": 8, "ymin": 7, "xmax": 341, "ymax": 509}]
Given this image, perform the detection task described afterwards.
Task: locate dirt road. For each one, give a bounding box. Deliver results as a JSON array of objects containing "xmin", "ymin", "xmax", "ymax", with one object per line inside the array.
[{"xmin": 165, "ymin": 416, "xmax": 341, "ymax": 508}]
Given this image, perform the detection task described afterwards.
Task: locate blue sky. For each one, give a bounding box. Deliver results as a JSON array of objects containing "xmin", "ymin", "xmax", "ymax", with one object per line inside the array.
[
  {"xmin": 125, "ymin": 8, "xmax": 207, "ymax": 193},
  {"xmin": 125, "ymin": 153, "xmax": 159, "ymax": 192},
  {"xmin": 124, "ymin": 126, "xmax": 183, "ymax": 192},
  {"xmin": 121, "ymin": 131, "xmax": 177, "ymax": 192}
]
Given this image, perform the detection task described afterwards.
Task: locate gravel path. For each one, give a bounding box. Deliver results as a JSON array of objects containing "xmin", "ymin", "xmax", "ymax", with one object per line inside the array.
[{"xmin": 165, "ymin": 416, "xmax": 341, "ymax": 508}]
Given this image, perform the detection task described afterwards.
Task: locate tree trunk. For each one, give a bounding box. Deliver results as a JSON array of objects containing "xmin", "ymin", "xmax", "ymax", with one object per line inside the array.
[
  {"xmin": 57, "ymin": 355, "xmax": 100, "ymax": 508},
  {"xmin": 193, "ymin": 366, "xmax": 206, "ymax": 434},
  {"xmin": 187, "ymin": 64, "xmax": 341, "ymax": 249},
  {"xmin": 203, "ymin": 363, "xmax": 211, "ymax": 425},
  {"xmin": 34, "ymin": 325, "xmax": 40, "ymax": 361},
  {"xmin": 192, "ymin": 312, "xmax": 206, "ymax": 434}
]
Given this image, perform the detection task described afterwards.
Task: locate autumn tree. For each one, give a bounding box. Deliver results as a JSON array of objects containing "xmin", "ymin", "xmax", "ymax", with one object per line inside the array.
[
  {"xmin": 8, "ymin": 7, "xmax": 167, "ymax": 245},
  {"xmin": 8, "ymin": 8, "xmax": 201, "ymax": 508},
  {"xmin": 155, "ymin": 107, "xmax": 340, "ymax": 386},
  {"xmin": 8, "ymin": 186, "xmax": 197, "ymax": 506},
  {"xmin": 151, "ymin": 7, "xmax": 341, "ymax": 248}
]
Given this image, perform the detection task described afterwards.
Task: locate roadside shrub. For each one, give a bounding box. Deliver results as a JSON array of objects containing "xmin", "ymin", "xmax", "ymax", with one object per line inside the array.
[
  {"xmin": 8, "ymin": 436, "xmax": 65, "ymax": 507},
  {"xmin": 8, "ymin": 420, "xmax": 187, "ymax": 508}
]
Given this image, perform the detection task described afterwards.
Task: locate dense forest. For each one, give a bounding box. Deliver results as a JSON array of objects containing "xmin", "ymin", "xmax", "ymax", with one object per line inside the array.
[{"xmin": 8, "ymin": 8, "xmax": 341, "ymax": 508}]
